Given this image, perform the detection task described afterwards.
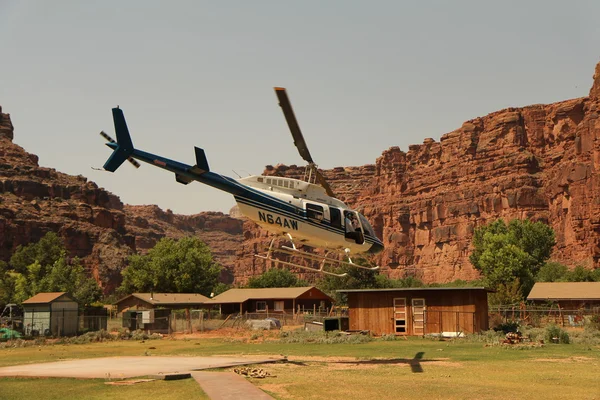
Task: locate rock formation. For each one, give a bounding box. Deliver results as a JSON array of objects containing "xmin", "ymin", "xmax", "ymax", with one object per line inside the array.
[{"xmin": 233, "ymin": 62, "xmax": 600, "ymax": 284}]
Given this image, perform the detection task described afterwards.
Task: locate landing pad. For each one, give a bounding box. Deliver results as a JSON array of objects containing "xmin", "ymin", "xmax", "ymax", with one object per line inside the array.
[{"xmin": 0, "ymin": 356, "xmax": 284, "ymax": 379}]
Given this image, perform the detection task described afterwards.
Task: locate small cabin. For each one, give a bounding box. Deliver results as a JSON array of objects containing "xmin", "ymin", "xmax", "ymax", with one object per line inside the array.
[
  {"xmin": 339, "ymin": 287, "xmax": 491, "ymax": 336},
  {"xmin": 22, "ymin": 292, "xmax": 79, "ymax": 336},
  {"xmin": 527, "ymin": 282, "xmax": 600, "ymax": 312},
  {"xmin": 205, "ymin": 286, "xmax": 333, "ymax": 316},
  {"xmin": 114, "ymin": 293, "xmax": 210, "ymax": 313}
]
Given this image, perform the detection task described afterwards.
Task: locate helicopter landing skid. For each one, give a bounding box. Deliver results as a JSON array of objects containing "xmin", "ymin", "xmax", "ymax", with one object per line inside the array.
[{"xmin": 254, "ymin": 236, "xmax": 379, "ymax": 277}]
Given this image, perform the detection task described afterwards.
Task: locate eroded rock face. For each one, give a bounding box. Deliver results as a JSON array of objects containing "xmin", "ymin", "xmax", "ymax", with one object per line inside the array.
[
  {"xmin": 233, "ymin": 62, "xmax": 600, "ymax": 284},
  {"xmin": 0, "ymin": 108, "xmax": 243, "ymax": 292}
]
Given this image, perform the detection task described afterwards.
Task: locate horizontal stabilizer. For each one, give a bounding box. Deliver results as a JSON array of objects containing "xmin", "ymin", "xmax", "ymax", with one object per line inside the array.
[
  {"xmin": 194, "ymin": 147, "xmax": 210, "ymax": 173},
  {"xmin": 104, "ymin": 148, "xmax": 132, "ymax": 172}
]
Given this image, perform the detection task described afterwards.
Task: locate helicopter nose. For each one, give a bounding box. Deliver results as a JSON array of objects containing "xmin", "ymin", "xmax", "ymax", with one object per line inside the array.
[{"xmin": 368, "ymin": 241, "xmax": 384, "ymax": 254}]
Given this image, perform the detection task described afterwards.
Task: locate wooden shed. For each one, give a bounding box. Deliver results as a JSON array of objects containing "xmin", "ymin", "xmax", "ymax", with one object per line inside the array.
[
  {"xmin": 339, "ymin": 287, "xmax": 490, "ymax": 336},
  {"xmin": 205, "ymin": 287, "xmax": 333, "ymax": 316},
  {"xmin": 22, "ymin": 292, "xmax": 79, "ymax": 336},
  {"xmin": 527, "ymin": 282, "xmax": 600, "ymax": 311},
  {"xmin": 114, "ymin": 293, "xmax": 210, "ymax": 313}
]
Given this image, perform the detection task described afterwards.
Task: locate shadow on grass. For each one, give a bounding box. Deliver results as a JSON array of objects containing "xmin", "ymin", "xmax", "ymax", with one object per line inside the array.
[{"xmin": 331, "ymin": 352, "xmax": 427, "ymax": 373}]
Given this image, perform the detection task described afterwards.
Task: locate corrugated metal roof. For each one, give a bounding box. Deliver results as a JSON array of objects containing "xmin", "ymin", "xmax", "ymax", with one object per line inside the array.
[
  {"xmin": 22, "ymin": 292, "xmax": 72, "ymax": 304},
  {"xmin": 337, "ymin": 287, "xmax": 491, "ymax": 293},
  {"xmin": 527, "ymin": 282, "xmax": 600, "ymax": 300},
  {"xmin": 116, "ymin": 293, "xmax": 210, "ymax": 305},
  {"xmin": 204, "ymin": 287, "xmax": 330, "ymax": 304}
]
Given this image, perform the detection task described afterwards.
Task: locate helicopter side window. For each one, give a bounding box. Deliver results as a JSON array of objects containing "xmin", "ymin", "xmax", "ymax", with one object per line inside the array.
[
  {"xmin": 330, "ymin": 207, "xmax": 342, "ymax": 228},
  {"xmin": 306, "ymin": 203, "xmax": 324, "ymax": 222}
]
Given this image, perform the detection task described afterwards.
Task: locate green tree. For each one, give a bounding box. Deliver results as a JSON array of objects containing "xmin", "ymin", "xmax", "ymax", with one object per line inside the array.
[
  {"xmin": 318, "ymin": 258, "xmax": 381, "ymax": 304},
  {"xmin": 470, "ymin": 219, "xmax": 555, "ymax": 298},
  {"xmin": 563, "ymin": 265, "xmax": 600, "ymax": 282},
  {"xmin": 212, "ymin": 282, "xmax": 232, "ymax": 297},
  {"xmin": 3, "ymin": 233, "xmax": 101, "ymax": 306},
  {"xmin": 119, "ymin": 237, "xmax": 221, "ymax": 296},
  {"xmin": 0, "ymin": 261, "xmax": 16, "ymax": 307},
  {"xmin": 10, "ymin": 232, "xmax": 64, "ymax": 274},
  {"xmin": 536, "ymin": 262, "xmax": 569, "ymax": 282},
  {"xmin": 247, "ymin": 268, "xmax": 308, "ymax": 288}
]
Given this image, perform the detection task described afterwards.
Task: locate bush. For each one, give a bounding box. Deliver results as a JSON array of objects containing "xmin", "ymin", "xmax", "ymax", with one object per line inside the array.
[
  {"xmin": 588, "ymin": 315, "xmax": 600, "ymax": 330},
  {"xmin": 130, "ymin": 329, "xmax": 162, "ymax": 341},
  {"xmin": 278, "ymin": 330, "xmax": 373, "ymax": 344},
  {"xmin": 463, "ymin": 330, "xmax": 505, "ymax": 344},
  {"xmin": 57, "ymin": 330, "xmax": 114, "ymax": 344},
  {"xmin": 568, "ymin": 327, "xmax": 600, "ymax": 347},
  {"xmin": 545, "ymin": 324, "xmax": 569, "ymax": 344},
  {"xmin": 493, "ymin": 321, "xmax": 520, "ymax": 334}
]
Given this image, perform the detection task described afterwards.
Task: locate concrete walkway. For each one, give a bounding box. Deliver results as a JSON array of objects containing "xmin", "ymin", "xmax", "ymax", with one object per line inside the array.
[
  {"xmin": 0, "ymin": 356, "xmax": 284, "ymax": 379},
  {"xmin": 192, "ymin": 371, "xmax": 274, "ymax": 400}
]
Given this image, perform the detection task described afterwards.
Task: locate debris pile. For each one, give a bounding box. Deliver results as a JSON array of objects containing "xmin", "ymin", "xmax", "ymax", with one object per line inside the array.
[{"xmin": 233, "ymin": 367, "xmax": 275, "ymax": 378}]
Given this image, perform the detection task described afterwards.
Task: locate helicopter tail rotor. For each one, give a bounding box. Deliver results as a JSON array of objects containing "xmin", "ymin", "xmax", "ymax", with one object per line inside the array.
[{"xmin": 100, "ymin": 108, "xmax": 141, "ymax": 171}]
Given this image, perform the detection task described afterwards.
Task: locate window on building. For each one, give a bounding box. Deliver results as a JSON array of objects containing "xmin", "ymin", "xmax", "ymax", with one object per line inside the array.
[{"xmin": 256, "ymin": 301, "xmax": 267, "ymax": 312}]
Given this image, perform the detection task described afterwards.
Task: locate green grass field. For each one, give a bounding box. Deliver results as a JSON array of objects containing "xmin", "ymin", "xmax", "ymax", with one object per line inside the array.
[{"xmin": 1, "ymin": 334, "xmax": 599, "ymax": 400}]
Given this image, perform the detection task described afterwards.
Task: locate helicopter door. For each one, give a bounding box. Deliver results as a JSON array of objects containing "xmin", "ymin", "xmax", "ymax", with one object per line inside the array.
[{"xmin": 344, "ymin": 210, "xmax": 364, "ymax": 245}]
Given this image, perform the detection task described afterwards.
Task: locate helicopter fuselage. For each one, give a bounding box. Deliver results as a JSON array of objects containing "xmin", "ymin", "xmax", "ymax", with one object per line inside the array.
[{"xmin": 235, "ymin": 175, "xmax": 383, "ymax": 254}]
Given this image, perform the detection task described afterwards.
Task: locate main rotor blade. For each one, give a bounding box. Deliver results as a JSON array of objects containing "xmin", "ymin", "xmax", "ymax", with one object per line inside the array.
[
  {"xmin": 315, "ymin": 169, "xmax": 335, "ymax": 197},
  {"xmin": 274, "ymin": 87, "xmax": 314, "ymax": 164}
]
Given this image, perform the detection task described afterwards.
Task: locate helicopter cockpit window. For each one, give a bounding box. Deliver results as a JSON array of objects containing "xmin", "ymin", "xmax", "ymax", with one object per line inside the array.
[
  {"xmin": 306, "ymin": 203, "xmax": 324, "ymax": 221},
  {"xmin": 358, "ymin": 214, "xmax": 375, "ymax": 237}
]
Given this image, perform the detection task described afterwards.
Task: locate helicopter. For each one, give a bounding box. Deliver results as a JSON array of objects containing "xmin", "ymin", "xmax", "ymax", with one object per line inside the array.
[{"xmin": 99, "ymin": 87, "xmax": 384, "ymax": 276}]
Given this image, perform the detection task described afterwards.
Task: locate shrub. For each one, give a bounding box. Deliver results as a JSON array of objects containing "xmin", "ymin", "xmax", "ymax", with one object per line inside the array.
[
  {"xmin": 278, "ymin": 330, "xmax": 373, "ymax": 344},
  {"xmin": 464, "ymin": 330, "xmax": 505, "ymax": 344},
  {"xmin": 493, "ymin": 321, "xmax": 520, "ymax": 334},
  {"xmin": 545, "ymin": 324, "xmax": 569, "ymax": 344},
  {"xmin": 568, "ymin": 327, "xmax": 600, "ymax": 347},
  {"xmin": 588, "ymin": 315, "xmax": 600, "ymax": 330}
]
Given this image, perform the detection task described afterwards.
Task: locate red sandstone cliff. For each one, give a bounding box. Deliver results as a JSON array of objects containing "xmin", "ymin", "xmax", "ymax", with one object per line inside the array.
[{"xmin": 233, "ymin": 62, "xmax": 600, "ymax": 284}]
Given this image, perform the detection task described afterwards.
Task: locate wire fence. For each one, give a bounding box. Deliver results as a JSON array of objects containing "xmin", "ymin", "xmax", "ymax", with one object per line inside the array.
[{"xmin": 489, "ymin": 304, "xmax": 600, "ymax": 328}]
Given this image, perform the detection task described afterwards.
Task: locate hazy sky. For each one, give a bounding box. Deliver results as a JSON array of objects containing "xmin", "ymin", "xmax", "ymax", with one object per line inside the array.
[{"xmin": 1, "ymin": 1, "xmax": 599, "ymax": 214}]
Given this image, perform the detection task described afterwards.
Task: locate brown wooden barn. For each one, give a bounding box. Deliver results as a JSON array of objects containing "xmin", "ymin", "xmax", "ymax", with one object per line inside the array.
[
  {"xmin": 205, "ymin": 287, "xmax": 333, "ymax": 316},
  {"xmin": 339, "ymin": 287, "xmax": 491, "ymax": 336},
  {"xmin": 527, "ymin": 282, "xmax": 600, "ymax": 311}
]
